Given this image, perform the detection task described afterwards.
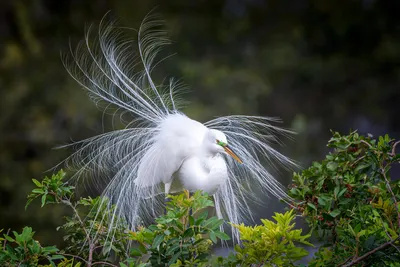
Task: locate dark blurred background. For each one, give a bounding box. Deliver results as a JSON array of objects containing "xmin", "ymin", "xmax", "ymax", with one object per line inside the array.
[{"xmin": 0, "ymin": 0, "xmax": 399, "ymax": 247}]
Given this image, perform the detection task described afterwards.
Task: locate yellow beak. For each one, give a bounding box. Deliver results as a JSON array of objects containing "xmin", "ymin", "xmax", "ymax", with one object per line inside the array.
[{"xmin": 224, "ymin": 146, "xmax": 243, "ymax": 164}]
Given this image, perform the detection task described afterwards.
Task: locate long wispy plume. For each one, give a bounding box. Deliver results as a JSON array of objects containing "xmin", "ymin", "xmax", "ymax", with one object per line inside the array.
[{"xmin": 59, "ymin": 12, "xmax": 297, "ymax": 245}]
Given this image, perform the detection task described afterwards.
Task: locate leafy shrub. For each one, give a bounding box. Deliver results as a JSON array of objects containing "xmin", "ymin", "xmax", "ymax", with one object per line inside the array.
[
  {"xmin": 1, "ymin": 170, "xmax": 311, "ymax": 266},
  {"xmin": 231, "ymin": 210, "xmax": 312, "ymax": 266},
  {"xmin": 289, "ymin": 131, "xmax": 400, "ymax": 266},
  {"xmin": 5, "ymin": 131, "xmax": 398, "ymax": 266},
  {"xmin": 128, "ymin": 190, "xmax": 229, "ymax": 266}
]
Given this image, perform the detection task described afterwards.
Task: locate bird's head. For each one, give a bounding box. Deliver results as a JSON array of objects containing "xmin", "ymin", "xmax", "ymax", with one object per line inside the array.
[{"xmin": 205, "ymin": 129, "xmax": 243, "ymax": 164}]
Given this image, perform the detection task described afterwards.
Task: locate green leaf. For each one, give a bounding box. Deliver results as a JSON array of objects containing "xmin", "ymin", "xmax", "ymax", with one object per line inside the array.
[
  {"xmin": 42, "ymin": 245, "xmax": 58, "ymax": 254},
  {"xmin": 214, "ymin": 231, "xmax": 230, "ymax": 240},
  {"xmin": 168, "ymin": 251, "xmax": 182, "ymax": 265},
  {"xmin": 138, "ymin": 243, "xmax": 147, "ymax": 254},
  {"xmin": 32, "ymin": 179, "xmax": 42, "ymax": 187},
  {"xmin": 4, "ymin": 235, "xmax": 15, "ymax": 242},
  {"xmin": 307, "ymin": 203, "xmax": 317, "ymax": 210},
  {"xmin": 210, "ymin": 231, "xmax": 217, "ymax": 243},
  {"xmin": 32, "ymin": 188, "xmax": 44, "ymax": 194},
  {"xmin": 329, "ymin": 209, "xmax": 340, "ymax": 218},
  {"xmin": 334, "ymin": 186, "xmax": 340, "ymax": 198},
  {"xmin": 189, "ymin": 215, "xmax": 194, "ymax": 226},
  {"xmin": 50, "ymin": 255, "xmax": 65, "ymax": 260},
  {"xmin": 164, "ymin": 229, "xmax": 171, "ymax": 236},
  {"xmin": 337, "ymin": 188, "xmax": 347, "ymax": 198},
  {"xmin": 41, "ymin": 194, "xmax": 47, "ymax": 207},
  {"xmin": 131, "ymin": 248, "xmax": 142, "ymax": 257},
  {"xmin": 327, "ymin": 162, "xmax": 338, "ymax": 171},
  {"xmin": 183, "ymin": 228, "xmax": 194, "ymax": 238},
  {"xmin": 152, "ymin": 234, "xmax": 165, "ymax": 249}
]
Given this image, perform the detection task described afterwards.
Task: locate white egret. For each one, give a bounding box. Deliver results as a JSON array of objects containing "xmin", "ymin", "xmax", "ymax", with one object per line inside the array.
[{"xmin": 61, "ymin": 13, "xmax": 297, "ymax": 242}]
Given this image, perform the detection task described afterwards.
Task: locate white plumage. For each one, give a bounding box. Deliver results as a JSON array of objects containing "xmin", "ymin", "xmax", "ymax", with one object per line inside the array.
[{"xmin": 60, "ymin": 13, "xmax": 297, "ymax": 243}]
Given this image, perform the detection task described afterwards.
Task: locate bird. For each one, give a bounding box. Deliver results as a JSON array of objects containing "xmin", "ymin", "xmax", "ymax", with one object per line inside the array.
[{"xmin": 60, "ymin": 13, "xmax": 297, "ymax": 243}]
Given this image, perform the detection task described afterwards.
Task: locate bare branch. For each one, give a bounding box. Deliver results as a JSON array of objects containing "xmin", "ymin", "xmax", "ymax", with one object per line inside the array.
[
  {"xmin": 392, "ymin": 141, "xmax": 400, "ymax": 156},
  {"xmin": 380, "ymin": 166, "xmax": 400, "ymax": 229},
  {"xmin": 3, "ymin": 228, "xmax": 10, "ymax": 250},
  {"xmin": 58, "ymin": 253, "xmax": 88, "ymax": 264},
  {"xmin": 92, "ymin": 261, "xmax": 118, "ymax": 267},
  {"xmin": 341, "ymin": 238, "xmax": 399, "ymax": 267}
]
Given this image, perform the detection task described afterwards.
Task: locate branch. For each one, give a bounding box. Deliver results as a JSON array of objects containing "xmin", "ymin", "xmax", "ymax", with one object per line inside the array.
[
  {"xmin": 392, "ymin": 141, "xmax": 400, "ymax": 157},
  {"xmin": 3, "ymin": 228, "xmax": 10, "ymax": 250},
  {"xmin": 58, "ymin": 195, "xmax": 95, "ymax": 266},
  {"xmin": 58, "ymin": 253, "xmax": 117, "ymax": 267},
  {"xmin": 92, "ymin": 261, "xmax": 118, "ymax": 267},
  {"xmin": 58, "ymin": 253, "xmax": 88, "ymax": 264},
  {"xmin": 381, "ymin": 167, "xmax": 400, "ymax": 229},
  {"xmin": 60, "ymin": 198, "xmax": 91, "ymax": 243},
  {"xmin": 341, "ymin": 238, "xmax": 399, "ymax": 267},
  {"xmin": 360, "ymin": 140, "xmax": 372, "ymax": 148}
]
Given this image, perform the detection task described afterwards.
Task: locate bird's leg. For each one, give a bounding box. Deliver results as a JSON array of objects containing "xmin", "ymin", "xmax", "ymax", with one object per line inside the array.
[
  {"xmin": 164, "ymin": 182, "xmax": 172, "ymax": 214},
  {"xmin": 189, "ymin": 191, "xmax": 193, "ymax": 217},
  {"xmin": 165, "ymin": 182, "xmax": 171, "ymax": 196}
]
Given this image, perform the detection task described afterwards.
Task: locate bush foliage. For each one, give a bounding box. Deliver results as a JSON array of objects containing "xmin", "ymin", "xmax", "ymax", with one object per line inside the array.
[
  {"xmin": 1, "ymin": 131, "xmax": 399, "ymax": 266},
  {"xmin": 289, "ymin": 131, "xmax": 400, "ymax": 266}
]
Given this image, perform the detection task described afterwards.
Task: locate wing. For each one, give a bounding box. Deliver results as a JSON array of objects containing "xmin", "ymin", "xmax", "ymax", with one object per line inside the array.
[
  {"xmin": 134, "ymin": 141, "xmax": 182, "ymax": 188},
  {"xmin": 134, "ymin": 113, "xmax": 208, "ymax": 188}
]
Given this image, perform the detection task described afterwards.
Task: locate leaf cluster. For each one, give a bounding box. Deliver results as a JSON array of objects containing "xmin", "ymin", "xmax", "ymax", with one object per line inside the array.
[
  {"xmin": 128, "ymin": 190, "xmax": 229, "ymax": 266},
  {"xmin": 230, "ymin": 210, "xmax": 312, "ymax": 266},
  {"xmin": 0, "ymin": 227, "xmax": 61, "ymax": 267}
]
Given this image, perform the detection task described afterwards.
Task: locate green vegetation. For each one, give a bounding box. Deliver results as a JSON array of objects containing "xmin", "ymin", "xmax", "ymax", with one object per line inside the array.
[
  {"xmin": 289, "ymin": 131, "xmax": 400, "ymax": 266},
  {"xmin": 1, "ymin": 132, "xmax": 399, "ymax": 266}
]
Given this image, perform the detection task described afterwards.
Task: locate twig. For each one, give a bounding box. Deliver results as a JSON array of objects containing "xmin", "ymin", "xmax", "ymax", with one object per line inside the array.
[
  {"xmin": 59, "ymin": 195, "xmax": 95, "ymax": 266},
  {"xmin": 360, "ymin": 140, "xmax": 372, "ymax": 148},
  {"xmin": 392, "ymin": 141, "xmax": 400, "ymax": 156},
  {"xmin": 341, "ymin": 238, "xmax": 399, "ymax": 267},
  {"xmin": 351, "ymin": 155, "xmax": 366, "ymax": 167},
  {"xmin": 58, "ymin": 253, "xmax": 88, "ymax": 264},
  {"xmin": 3, "ymin": 228, "xmax": 10, "ymax": 250},
  {"xmin": 60, "ymin": 198, "xmax": 91, "ymax": 242},
  {"xmin": 88, "ymin": 243, "xmax": 94, "ymax": 267},
  {"xmin": 92, "ymin": 261, "xmax": 118, "ymax": 266},
  {"xmin": 381, "ymin": 167, "xmax": 400, "ymax": 229}
]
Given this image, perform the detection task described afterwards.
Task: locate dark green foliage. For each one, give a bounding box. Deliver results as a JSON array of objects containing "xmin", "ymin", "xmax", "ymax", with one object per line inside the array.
[
  {"xmin": 5, "ymin": 131, "xmax": 400, "ymax": 266},
  {"xmin": 0, "ymin": 227, "xmax": 61, "ymax": 267},
  {"xmin": 289, "ymin": 131, "xmax": 400, "ymax": 266},
  {"xmin": 23, "ymin": 170, "xmax": 130, "ymax": 266},
  {"xmin": 1, "ymin": 169, "xmax": 311, "ymax": 266},
  {"xmin": 129, "ymin": 190, "xmax": 229, "ymax": 266},
  {"xmin": 26, "ymin": 170, "xmax": 74, "ymax": 209}
]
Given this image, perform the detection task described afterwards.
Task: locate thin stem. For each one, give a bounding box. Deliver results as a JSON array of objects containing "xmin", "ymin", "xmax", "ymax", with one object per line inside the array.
[
  {"xmin": 58, "ymin": 253, "xmax": 88, "ymax": 264},
  {"xmin": 341, "ymin": 238, "xmax": 399, "ymax": 267},
  {"xmin": 92, "ymin": 261, "xmax": 118, "ymax": 266},
  {"xmin": 56, "ymin": 193, "xmax": 95, "ymax": 267},
  {"xmin": 3, "ymin": 228, "xmax": 10, "ymax": 250},
  {"xmin": 392, "ymin": 141, "xmax": 400, "ymax": 156},
  {"xmin": 360, "ymin": 140, "xmax": 372, "ymax": 148},
  {"xmin": 380, "ymin": 166, "xmax": 400, "ymax": 229},
  {"xmin": 60, "ymin": 198, "xmax": 91, "ymax": 243}
]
